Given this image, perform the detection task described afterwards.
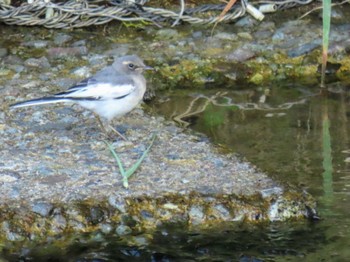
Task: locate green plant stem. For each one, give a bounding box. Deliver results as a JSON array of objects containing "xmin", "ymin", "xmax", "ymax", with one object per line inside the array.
[{"xmin": 104, "ymin": 133, "xmax": 157, "ymax": 188}]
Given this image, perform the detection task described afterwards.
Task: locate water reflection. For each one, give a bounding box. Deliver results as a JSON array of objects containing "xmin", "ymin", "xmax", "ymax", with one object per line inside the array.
[
  {"xmin": 151, "ymin": 83, "xmax": 350, "ymax": 261},
  {"xmin": 3, "ymin": 222, "xmax": 326, "ymax": 261}
]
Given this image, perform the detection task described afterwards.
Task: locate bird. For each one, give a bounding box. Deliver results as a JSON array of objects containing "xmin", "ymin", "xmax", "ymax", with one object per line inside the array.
[{"xmin": 10, "ymin": 55, "xmax": 153, "ymax": 140}]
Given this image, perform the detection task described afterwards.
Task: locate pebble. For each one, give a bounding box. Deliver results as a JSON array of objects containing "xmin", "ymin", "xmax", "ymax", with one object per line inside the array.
[
  {"xmin": 116, "ymin": 224, "xmax": 132, "ymax": 236},
  {"xmin": 0, "ymin": 48, "xmax": 8, "ymax": 57},
  {"xmin": 47, "ymin": 46, "xmax": 88, "ymax": 59},
  {"xmin": 23, "ymin": 40, "xmax": 50, "ymax": 48},
  {"xmin": 32, "ymin": 202, "xmax": 53, "ymax": 217},
  {"xmin": 287, "ymin": 40, "xmax": 321, "ymax": 57},
  {"xmin": 214, "ymin": 32, "xmax": 238, "ymax": 41},
  {"xmin": 54, "ymin": 33, "xmax": 73, "ymax": 46},
  {"xmin": 24, "ymin": 56, "xmax": 51, "ymax": 68},
  {"xmin": 227, "ymin": 48, "xmax": 255, "ymax": 62},
  {"xmin": 155, "ymin": 29, "xmax": 179, "ymax": 40},
  {"xmin": 71, "ymin": 66, "xmax": 90, "ymax": 78},
  {"xmin": 189, "ymin": 206, "xmax": 205, "ymax": 225}
]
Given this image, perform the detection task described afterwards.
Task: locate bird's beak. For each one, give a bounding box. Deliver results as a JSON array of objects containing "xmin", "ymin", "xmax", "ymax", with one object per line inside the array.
[{"xmin": 144, "ymin": 65, "xmax": 154, "ymax": 71}]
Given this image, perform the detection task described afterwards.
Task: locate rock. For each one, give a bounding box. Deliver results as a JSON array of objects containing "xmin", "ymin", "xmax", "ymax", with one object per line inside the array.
[
  {"xmin": 32, "ymin": 202, "xmax": 53, "ymax": 217},
  {"xmin": 72, "ymin": 39, "xmax": 87, "ymax": 47},
  {"xmin": 116, "ymin": 225, "xmax": 132, "ymax": 236},
  {"xmin": 71, "ymin": 66, "xmax": 90, "ymax": 78},
  {"xmin": 24, "ymin": 56, "xmax": 51, "ymax": 68},
  {"xmin": 192, "ymin": 31, "xmax": 203, "ymax": 38},
  {"xmin": 47, "ymin": 47, "xmax": 88, "ymax": 59},
  {"xmin": 156, "ymin": 29, "xmax": 179, "ymax": 40},
  {"xmin": 104, "ymin": 44, "xmax": 129, "ymax": 57},
  {"xmin": 226, "ymin": 48, "xmax": 255, "ymax": 62},
  {"xmin": 3, "ymin": 55, "xmax": 23, "ymax": 65},
  {"xmin": 54, "ymin": 33, "xmax": 73, "ymax": 46},
  {"xmin": 287, "ymin": 40, "xmax": 321, "ymax": 57},
  {"xmin": 0, "ymin": 48, "xmax": 8, "ymax": 58},
  {"xmin": 237, "ymin": 32, "xmax": 253, "ymax": 40},
  {"xmin": 189, "ymin": 205, "xmax": 205, "ymax": 225},
  {"xmin": 214, "ymin": 32, "xmax": 238, "ymax": 41},
  {"xmin": 23, "ymin": 40, "xmax": 50, "ymax": 48}
]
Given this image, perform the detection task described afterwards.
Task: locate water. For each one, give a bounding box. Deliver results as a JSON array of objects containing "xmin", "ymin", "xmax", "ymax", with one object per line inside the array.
[{"xmin": 149, "ymin": 83, "xmax": 350, "ymax": 261}]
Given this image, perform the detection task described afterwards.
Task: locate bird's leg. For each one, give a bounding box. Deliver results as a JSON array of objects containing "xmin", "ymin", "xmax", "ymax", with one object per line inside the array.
[{"xmin": 94, "ymin": 113, "xmax": 127, "ymax": 141}]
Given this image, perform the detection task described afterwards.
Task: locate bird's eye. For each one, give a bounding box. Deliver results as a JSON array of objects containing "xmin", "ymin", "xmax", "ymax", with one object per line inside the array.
[{"xmin": 128, "ymin": 63, "xmax": 135, "ymax": 70}]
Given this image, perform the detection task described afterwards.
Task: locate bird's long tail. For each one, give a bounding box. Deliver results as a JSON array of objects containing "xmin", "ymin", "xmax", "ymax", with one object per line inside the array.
[{"xmin": 10, "ymin": 97, "xmax": 71, "ymax": 109}]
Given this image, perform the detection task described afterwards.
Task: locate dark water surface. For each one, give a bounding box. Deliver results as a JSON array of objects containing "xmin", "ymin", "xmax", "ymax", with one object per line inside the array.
[{"xmin": 149, "ymin": 83, "xmax": 350, "ymax": 261}]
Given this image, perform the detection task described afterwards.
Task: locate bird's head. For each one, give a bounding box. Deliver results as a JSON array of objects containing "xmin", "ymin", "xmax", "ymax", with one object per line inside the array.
[{"xmin": 113, "ymin": 55, "xmax": 153, "ymax": 75}]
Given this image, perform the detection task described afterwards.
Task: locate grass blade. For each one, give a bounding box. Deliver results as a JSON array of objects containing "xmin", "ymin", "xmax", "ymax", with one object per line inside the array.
[
  {"xmin": 104, "ymin": 133, "xmax": 157, "ymax": 188},
  {"xmin": 124, "ymin": 133, "xmax": 157, "ymax": 179}
]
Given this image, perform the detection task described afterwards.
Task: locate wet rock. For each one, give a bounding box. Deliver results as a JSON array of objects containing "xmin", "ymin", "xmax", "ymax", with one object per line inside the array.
[
  {"xmin": 32, "ymin": 202, "xmax": 53, "ymax": 217},
  {"xmin": 0, "ymin": 48, "xmax": 8, "ymax": 58},
  {"xmin": 8, "ymin": 65, "xmax": 26, "ymax": 73},
  {"xmin": 3, "ymin": 54, "xmax": 23, "ymax": 65},
  {"xmin": 214, "ymin": 32, "xmax": 238, "ymax": 41},
  {"xmin": 47, "ymin": 47, "xmax": 88, "ymax": 59},
  {"xmin": 211, "ymin": 204, "xmax": 231, "ymax": 220},
  {"xmin": 54, "ymin": 33, "xmax": 73, "ymax": 46},
  {"xmin": 89, "ymin": 206, "xmax": 105, "ymax": 225},
  {"xmin": 189, "ymin": 205, "xmax": 205, "ymax": 225},
  {"xmin": 104, "ymin": 45, "xmax": 129, "ymax": 57},
  {"xmin": 23, "ymin": 40, "xmax": 50, "ymax": 48},
  {"xmin": 1, "ymin": 221, "xmax": 25, "ymax": 241},
  {"xmin": 156, "ymin": 29, "xmax": 179, "ymax": 40},
  {"xmin": 226, "ymin": 47, "xmax": 255, "ymax": 62},
  {"xmin": 51, "ymin": 213, "xmax": 67, "ymax": 232},
  {"xmin": 88, "ymin": 54, "xmax": 107, "ymax": 67},
  {"xmin": 71, "ymin": 66, "xmax": 90, "ymax": 78},
  {"xmin": 100, "ymin": 223, "xmax": 113, "ymax": 234},
  {"xmin": 192, "ymin": 31, "xmax": 203, "ymax": 38},
  {"xmin": 24, "ymin": 56, "xmax": 51, "ymax": 68},
  {"xmin": 235, "ymin": 16, "xmax": 257, "ymax": 27},
  {"xmin": 108, "ymin": 196, "xmax": 127, "ymax": 212},
  {"xmin": 72, "ymin": 39, "xmax": 87, "ymax": 47},
  {"xmin": 51, "ymin": 78, "xmax": 76, "ymax": 89},
  {"xmin": 287, "ymin": 40, "xmax": 321, "ymax": 57},
  {"xmin": 253, "ymin": 29, "xmax": 274, "ymax": 40},
  {"xmin": 237, "ymin": 32, "xmax": 253, "ymax": 40},
  {"xmin": 116, "ymin": 224, "xmax": 132, "ymax": 236}
]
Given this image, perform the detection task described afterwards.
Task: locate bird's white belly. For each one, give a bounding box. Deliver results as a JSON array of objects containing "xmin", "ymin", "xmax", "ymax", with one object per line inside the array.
[{"xmin": 78, "ymin": 95, "xmax": 141, "ymax": 121}]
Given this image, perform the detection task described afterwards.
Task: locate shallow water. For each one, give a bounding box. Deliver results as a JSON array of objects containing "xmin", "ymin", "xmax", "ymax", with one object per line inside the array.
[{"xmin": 150, "ymin": 83, "xmax": 350, "ymax": 261}]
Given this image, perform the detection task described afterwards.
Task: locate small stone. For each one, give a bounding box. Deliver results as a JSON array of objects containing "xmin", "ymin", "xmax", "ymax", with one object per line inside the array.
[
  {"xmin": 116, "ymin": 224, "xmax": 132, "ymax": 236},
  {"xmin": 189, "ymin": 205, "xmax": 205, "ymax": 225},
  {"xmin": 237, "ymin": 32, "xmax": 253, "ymax": 40},
  {"xmin": 287, "ymin": 41, "xmax": 321, "ymax": 57},
  {"xmin": 71, "ymin": 66, "xmax": 90, "ymax": 78},
  {"xmin": 23, "ymin": 40, "xmax": 49, "ymax": 48},
  {"xmin": 192, "ymin": 31, "xmax": 203, "ymax": 38},
  {"xmin": 51, "ymin": 214, "xmax": 67, "ymax": 231},
  {"xmin": 0, "ymin": 48, "xmax": 8, "ymax": 58},
  {"xmin": 156, "ymin": 29, "xmax": 179, "ymax": 40},
  {"xmin": 72, "ymin": 40, "xmax": 87, "ymax": 47},
  {"xmin": 24, "ymin": 56, "xmax": 51, "ymax": 68},
  {"xmin": 89, "ymin": 207, "xmax": 105, "ymax": 225},
  {"xmin": 32, "ymin": 202, "xmax": 53, "ymax": 217},
  {"xmin": 54, "ymin": 33, "xmax": 73, "ymax": 46},
  {"xmin": 100, "ymin": 223, "xmax": 113, "ymax": 234},
  {"xmin": 227, "ymin": 48, "xmax": 255, "ymax": 62},
  {"xmin": 214, "ymin": 32, "xmax": 237, "ymax": 41},
  {"xmin": 47, "ymin": 47, "xmax": 88, "ymax": 59}
]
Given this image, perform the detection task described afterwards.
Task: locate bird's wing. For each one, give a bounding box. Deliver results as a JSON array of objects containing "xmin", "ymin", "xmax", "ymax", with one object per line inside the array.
[{"xmin": 54, "ymin": 75, "xmax": 136, "ymax": 100}]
